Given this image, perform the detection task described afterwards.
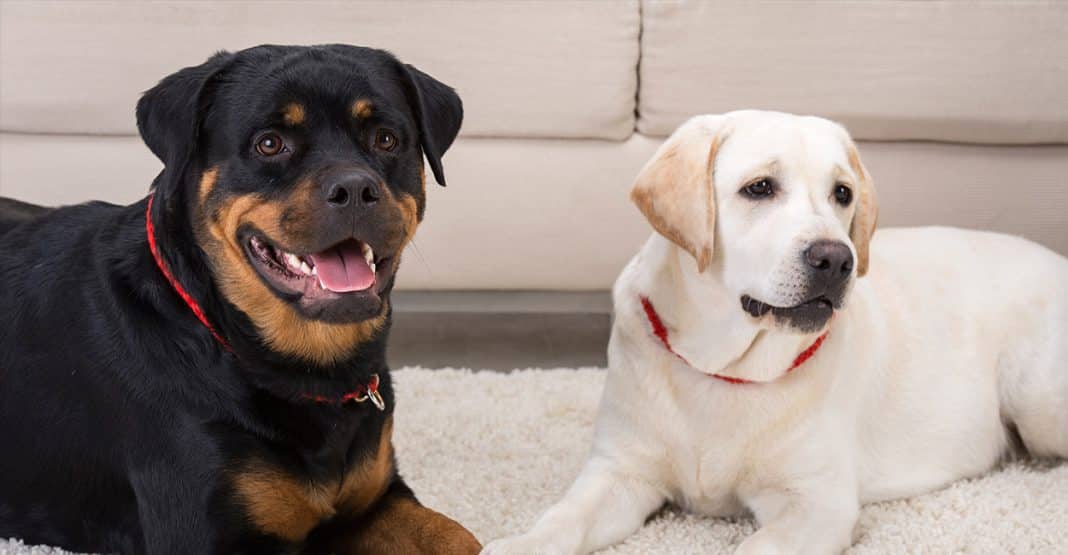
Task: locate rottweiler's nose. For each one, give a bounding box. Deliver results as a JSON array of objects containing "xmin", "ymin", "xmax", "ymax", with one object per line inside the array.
[
  {"xmin": 804, "ymin": 240, "xmax": 854, "ymax": 284},
  {"xmin": 324, "ymin": 173, "xmax": 380, "ymax": 208}
]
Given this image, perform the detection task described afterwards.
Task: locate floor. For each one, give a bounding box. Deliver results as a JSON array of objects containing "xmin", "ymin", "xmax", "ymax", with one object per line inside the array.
[{"xmin": 388, "ymin": 290, "xmax": 611, "ymax": 370}]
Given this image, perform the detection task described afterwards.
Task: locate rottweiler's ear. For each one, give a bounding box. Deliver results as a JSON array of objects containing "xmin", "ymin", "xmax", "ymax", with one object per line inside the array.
[
  {"xmin": 631, "ymin": 115, "xmax": 727, "ymax": 273},
  {"xmin": 401, "ymin": 64, "xmax": 463, "ymax": 187},
  {"xmin": 137, "ymin": 51, "xmax": 233, "ymax": 201},
  {"xmin": 843, "ymin": 137, "xmax": 878, "ymax": 277}
]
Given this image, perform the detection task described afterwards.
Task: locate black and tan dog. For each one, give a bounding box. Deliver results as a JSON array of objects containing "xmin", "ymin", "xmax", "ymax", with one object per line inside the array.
[{"xmin": 0, "ymin": 45, "xmax": 478, "ymax": 554}]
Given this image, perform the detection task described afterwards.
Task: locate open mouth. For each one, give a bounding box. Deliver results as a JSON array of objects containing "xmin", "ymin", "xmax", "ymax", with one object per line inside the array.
[
  {"xmin": 245, "ymin": 234, "xmax": 390, "ymax": 300},
  {"xmin": 741, "ymin": 294, "xmax": 835, "ymax": 332}
]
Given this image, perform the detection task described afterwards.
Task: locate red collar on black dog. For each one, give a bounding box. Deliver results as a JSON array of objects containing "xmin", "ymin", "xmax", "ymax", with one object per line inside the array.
[
  {"xmin": 301, "ymin": 374, "xmax": 386, "ymax": 410},
  {"xmin": 145, "ymin": 194, "xmax": 233, "ymax": 351},
  {"xmin": 639, "ymin": 296, "xmax": 827, "ymax": 385},
  {"xmin": 145, "ymin": 194, "xmax": 386, "ymax": 411}
]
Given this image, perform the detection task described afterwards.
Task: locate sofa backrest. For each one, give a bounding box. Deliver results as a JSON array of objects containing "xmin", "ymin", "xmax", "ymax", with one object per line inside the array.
[
  {"xmin": 0, "ymin": 0, "xmax": 640, "ymax": 141},
  {"xmin": 638, "ymin": 1, "xmax": 1068, "ymax": 144}
]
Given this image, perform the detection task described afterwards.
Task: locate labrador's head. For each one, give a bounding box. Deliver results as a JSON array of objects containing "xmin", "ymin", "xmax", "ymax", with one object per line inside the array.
[{"xmin": 632, "ymin": 111, "xmax": 877, "ymax": 333}]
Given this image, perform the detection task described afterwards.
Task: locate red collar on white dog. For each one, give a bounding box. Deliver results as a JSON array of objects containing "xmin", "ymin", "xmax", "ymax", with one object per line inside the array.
[{"xmin": 639, "ymin": 296, "xmax": 827, "ymax": 385}]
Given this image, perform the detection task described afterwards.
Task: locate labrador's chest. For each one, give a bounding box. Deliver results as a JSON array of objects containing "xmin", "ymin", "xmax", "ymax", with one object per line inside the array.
[{"xmin": 648, "ymin": 365, "xmax": 829, "ymax": 518}]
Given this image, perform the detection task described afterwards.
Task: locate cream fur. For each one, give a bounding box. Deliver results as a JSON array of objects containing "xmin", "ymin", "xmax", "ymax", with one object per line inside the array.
[{"xmin": 485, "ymin": 111, "xmax": 1068, "ymax": 554}]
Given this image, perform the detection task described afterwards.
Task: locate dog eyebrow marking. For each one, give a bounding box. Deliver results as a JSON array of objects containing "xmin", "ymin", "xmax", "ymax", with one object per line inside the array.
[
  {"xmin": 283, "ymin": 103, "xmax": 305, "ymax": 126},
  {"xmin": 352, "ymin": 98, "xmax": 374, "ymax": 119}
]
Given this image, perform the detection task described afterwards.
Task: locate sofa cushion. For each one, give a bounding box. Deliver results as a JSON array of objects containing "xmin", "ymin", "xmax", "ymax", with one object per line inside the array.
[
  {"xmin": 639, "ymin": 1, "xmax": 1068, "ymax": 144},
  {"xmin": 0, "ymin": 0, "xmax": 639, "ymax": 140}
]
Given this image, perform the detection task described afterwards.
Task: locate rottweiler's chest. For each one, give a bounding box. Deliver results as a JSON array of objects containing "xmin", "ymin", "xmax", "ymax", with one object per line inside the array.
[{"xmin": 230, "ymin": 416, "xmax": 394, "ymax": 543}]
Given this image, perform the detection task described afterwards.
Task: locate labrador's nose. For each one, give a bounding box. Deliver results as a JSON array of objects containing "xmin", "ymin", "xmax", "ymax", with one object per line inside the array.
[
  {"xmin": 803, "ymin": 240, "xmax": 854, "ymax": 287},
  {"xmin": 324, "ymin": 172, "xmax": 380, "ymax": 209}
]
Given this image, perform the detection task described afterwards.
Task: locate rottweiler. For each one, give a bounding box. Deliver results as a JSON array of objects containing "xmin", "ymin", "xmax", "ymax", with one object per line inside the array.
[{"xmin": 0, "ymin": 44, "xmax": 478, "ymax": 554}]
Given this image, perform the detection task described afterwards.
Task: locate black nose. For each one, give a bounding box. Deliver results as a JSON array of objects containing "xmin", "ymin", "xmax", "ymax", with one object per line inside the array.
[
  {"xmin": 803, "ymin": 240, "xmax": 854, "ymax": 283},
  {"xmin": 324, "ymin": 173, "xmax": 380, "ymax": 208}
]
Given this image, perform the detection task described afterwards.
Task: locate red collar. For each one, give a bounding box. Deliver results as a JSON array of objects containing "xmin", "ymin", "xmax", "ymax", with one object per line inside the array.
[
  {"xmin": 301, "ymin": 374, "xmax": 386, "ymax": 411},
  {"xmin": 146, "ymin": 194, "xmax": 233, "ymax": 351},
  {"xmin": 145, "ymin": 194, "xmax": 386, "ymax": 410},
  {"xmin": 639, "ymin": 296, "xmax": 827, "ymax": 385}
]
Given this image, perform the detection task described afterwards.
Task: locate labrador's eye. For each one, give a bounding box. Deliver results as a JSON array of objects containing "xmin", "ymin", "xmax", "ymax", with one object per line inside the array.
[
  {"xmin": 741, "ymin": 178, "xmax": 775, "ymax": 199},
  {"xmin": 833, "ymin": 183, "xmax": 853, "ymax": 206},
  {"xmin": 374, "ymin": 130, "xmax": 397, "ymax": 152},
  {"xmin": 255, "ymin": 133, "xmax": 286, "ymax": 157}
]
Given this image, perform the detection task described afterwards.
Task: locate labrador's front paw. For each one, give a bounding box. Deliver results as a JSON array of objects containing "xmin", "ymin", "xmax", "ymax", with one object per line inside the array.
[
  {"xmin": 482, "ymin": 533, "xmax": 568, "ymax": 555},
  {"xmin": 735, "ymin": 529, "xmax": 792, "ymax": 555}
]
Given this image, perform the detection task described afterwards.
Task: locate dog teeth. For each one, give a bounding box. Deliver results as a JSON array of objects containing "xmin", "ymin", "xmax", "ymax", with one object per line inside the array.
[
  {"xmin": 361, "ymin": 243, "xmax": 374, "ymax": 266},
  {"xmin": 370, "ymin": 261, "xmax": 376, "ymax": 274},
  {"xmin": 299, "ymin": 261, "xmax": 313, "ymax": 275},
  {"xmin": 283, "ymin": 252, "xmax": 302, "ymax": 270}
]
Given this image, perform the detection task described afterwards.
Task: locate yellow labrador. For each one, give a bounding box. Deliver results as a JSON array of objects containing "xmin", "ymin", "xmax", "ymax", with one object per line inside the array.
[{"xmin": 485, "ymin": 110, "xmax": 1068, "ymax": 554}]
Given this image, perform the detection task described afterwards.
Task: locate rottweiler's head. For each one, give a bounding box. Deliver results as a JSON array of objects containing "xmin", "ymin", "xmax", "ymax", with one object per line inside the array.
[{"xmin": 137, "ymin": 45, "xmax": 462, "ymax": 364}]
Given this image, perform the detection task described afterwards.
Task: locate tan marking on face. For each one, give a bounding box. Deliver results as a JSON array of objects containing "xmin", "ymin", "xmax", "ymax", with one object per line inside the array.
[
  {"xmin": 352, "ymin": 98, "xmax": 374, "ymax": 119},
  {"xmin": 283, "ymin": 103, "xmax": 305, "ymax": 126},
  {"xmin": 198, "ymin": 167, "xmax": 219, "ymax": 205},
  {"xmin": 397, "ymin": 193, "xmax": 420, "ymax": 243},
  {"xmin": 193, "ymin": 179, "xmax": 386, "ymax": 365}
]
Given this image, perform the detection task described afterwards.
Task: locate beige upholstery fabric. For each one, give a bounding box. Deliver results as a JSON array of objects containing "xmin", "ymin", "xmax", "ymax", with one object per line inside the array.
[
  {"xmin": 0, "ymin": 1, "xmax": 639, "ymax": 140},
  {"xmin": 638, "ymin": 1, "xmax": 1068, "ymax": 144},
  {"xmin": 4, "ymin": 133, "xmax": 1066, "ymax": 289},
  {"xmin": 2, "ymin": 2, "xmax": 1065, "ymax": 290}
]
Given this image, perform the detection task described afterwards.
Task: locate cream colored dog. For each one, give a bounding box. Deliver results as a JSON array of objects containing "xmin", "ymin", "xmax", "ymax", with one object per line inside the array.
[{"xmin": 485, "ymin": 110, "xmax": 1068, "ymax": 554}]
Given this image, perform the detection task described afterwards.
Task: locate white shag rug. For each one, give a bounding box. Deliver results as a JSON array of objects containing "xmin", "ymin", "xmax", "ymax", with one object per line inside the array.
[{"xmin": 4, "ymin": 367, "xmax": 1067, "ymax": 554}]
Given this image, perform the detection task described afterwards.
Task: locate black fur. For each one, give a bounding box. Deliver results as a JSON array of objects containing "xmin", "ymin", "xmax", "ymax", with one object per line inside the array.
[{"xmin": 0, "ymin": 45, "xmax": 465, "ymax": 554}]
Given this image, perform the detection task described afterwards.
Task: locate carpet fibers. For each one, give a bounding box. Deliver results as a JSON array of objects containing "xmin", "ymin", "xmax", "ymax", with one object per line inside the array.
[{"xmin": 3, "ymin": 367, "xmax": 1066, "ymax": 554}]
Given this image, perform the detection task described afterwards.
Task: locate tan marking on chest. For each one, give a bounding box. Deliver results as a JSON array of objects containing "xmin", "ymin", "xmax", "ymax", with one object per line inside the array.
[{"xmin": 232, "ymin": 416, "xmax": 395, "ymax": 542}]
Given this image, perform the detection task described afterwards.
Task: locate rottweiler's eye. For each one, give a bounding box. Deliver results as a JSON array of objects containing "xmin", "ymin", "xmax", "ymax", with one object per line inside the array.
[
  {"xmin": 255, "ymin": 133, "xmax": 286, "ymax": 157},
  {"xmin": 833, "ymin": 183, "xmax": 853, "ymax": 206},
  {"xmin": 374, "ymin": 130, "xmax": 397, "ymax": 152},
  {"xmin": 741, "ymin": 178, "xmax": 776, "ymax": 200}
]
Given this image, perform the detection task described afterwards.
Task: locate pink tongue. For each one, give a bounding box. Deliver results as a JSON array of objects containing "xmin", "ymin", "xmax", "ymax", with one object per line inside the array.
[{"xmin": 308, "ymin": 242, "xmax": 374, "ymax": 293}]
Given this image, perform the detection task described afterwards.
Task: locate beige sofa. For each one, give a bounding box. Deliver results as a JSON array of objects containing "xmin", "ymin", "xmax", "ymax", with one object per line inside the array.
[{"xmin": 3, "ymin": 1, "xmax": 1067, "ymax": 294}]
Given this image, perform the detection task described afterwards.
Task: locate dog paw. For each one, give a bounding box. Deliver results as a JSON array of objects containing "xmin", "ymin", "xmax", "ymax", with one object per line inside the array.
[
  {"xmin": 482, "ymin": 534, "xmax": 568, "ymax": 555},
  {"xmin": 735, "ymin": 531, "xmax": 792, "ymax": 555}
]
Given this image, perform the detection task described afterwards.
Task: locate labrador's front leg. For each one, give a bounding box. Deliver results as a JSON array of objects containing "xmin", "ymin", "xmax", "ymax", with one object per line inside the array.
[
  {"xmin": 483, "ymin": 456, "xmax": 665, "ymax": 555},
  {"xmin": 736, "ymin": 479, "xmax": 859, "ymax": 555}
]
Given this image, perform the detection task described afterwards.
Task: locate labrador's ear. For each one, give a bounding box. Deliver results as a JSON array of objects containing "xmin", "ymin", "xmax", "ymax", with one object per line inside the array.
[
  {"xmin": 401, "ymin": 64, "xmax": 463, "ymax": 187},
  {"xmin": 630, "ymin": 115, "xmax": 727, "ymax": 273},
  {"xmin": 844, "ymin": 138, "xmax": 878, "ymax": 277},
  {"xmin": 137, "ymin": 51, "xmax": 234, "ymax": 212}
]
